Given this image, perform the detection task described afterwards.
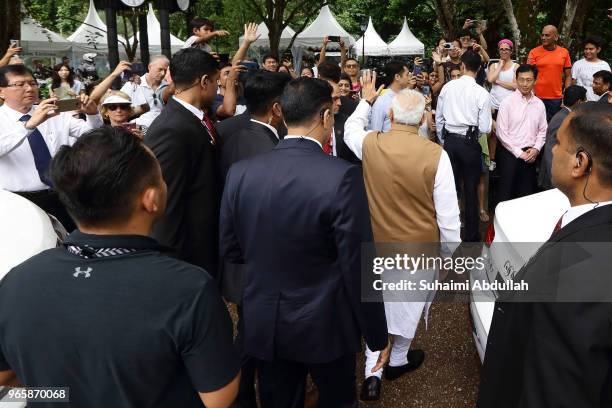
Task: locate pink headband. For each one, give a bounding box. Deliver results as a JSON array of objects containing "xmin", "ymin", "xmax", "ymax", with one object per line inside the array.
[{"xmin": 498, "ymin": 39, "xmax": 514, "ymax": 49}]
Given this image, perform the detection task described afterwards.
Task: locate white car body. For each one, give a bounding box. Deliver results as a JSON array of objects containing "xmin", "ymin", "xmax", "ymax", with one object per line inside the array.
[{"xmin": 470, "ymin": 188, "xmax": 570, "ymax": 362}]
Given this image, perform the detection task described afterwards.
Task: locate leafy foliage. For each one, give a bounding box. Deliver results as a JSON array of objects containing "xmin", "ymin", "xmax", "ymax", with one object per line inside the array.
[{"xmin": 18, "ymin": 0, "xmax": 611, "ymax": 61}]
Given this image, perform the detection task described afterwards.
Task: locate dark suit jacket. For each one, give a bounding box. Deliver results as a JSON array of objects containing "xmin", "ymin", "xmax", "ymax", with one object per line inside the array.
[
  {"xmin": 339, "ymin": 95, "xmax": 358, "ymax": 116},
  {"xmin": 218, "ymin": 120, "xmax": 280, "ymax": 303},
  {"xmin": 215, "ymin": 112, "xmax": 251, "ymax": 146},
  {"xmin": 334, "ymin": 112, "xmax": 361, "ymax": 164},
  {"xmin": 220, "ymin": 137, "xmax": 388, "ymax": 363},
  {"xmin": 145, "ymin": 97, "xmax": 220, "ymax": 276},
  {"xmin": 478, "ymin": 204, "xmax": 612, "ymax": 408},
  {"xmin": 220, "ymin": 120, "xmax": 279, "ymax": 182},
  {"xmin": 538, "ymin": 107, "xmax": 569, "ymax": 189}
]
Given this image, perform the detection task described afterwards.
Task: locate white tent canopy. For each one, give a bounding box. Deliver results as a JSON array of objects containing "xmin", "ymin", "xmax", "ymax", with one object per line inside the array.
[
  {"xmin": 129, "ymin": 3, "xmax": 185, "ymax": 55},
  {"xmin": 238, "ymin": 22, "xmax": 296, "ymax": 49},
  {"xmin": 353, "ymin": 17, "xmax": 389, "ymax": 57},
  {"xmin": 388, "ymin": 17, "xmax": 424, "ymax": 56},
  {"xmin": 20, "ymin": 15, "xmax": 71, "ymax": 56},
  {"xmin": 294, "ymin": 6, "xmax": 355, "ymax": 49},
  {"xmin": 68, "ymin": 0, "xmax": 126, "ymax": 52}
]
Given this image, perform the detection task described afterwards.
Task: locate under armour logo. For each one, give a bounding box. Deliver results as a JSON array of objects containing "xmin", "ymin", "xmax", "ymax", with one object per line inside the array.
[{"xmin": 73, "ymin": 267, "xmax": 92, "ymax": 278}]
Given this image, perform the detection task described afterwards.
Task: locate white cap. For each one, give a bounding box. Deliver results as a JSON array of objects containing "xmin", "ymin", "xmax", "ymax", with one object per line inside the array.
[
  {"xmin": 83, "ymin": 53, "xmax": 97, "ymax": 62},
  {"xmin": 101, "ymin": 94, "xmax": 132, "ymax": 105}
]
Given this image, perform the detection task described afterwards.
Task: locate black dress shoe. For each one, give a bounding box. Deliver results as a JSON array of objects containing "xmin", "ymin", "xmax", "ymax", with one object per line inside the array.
[
  {"xmin": 360, "ymin": 376, "xmax": 381, "ymax": 401},
  {"xmin": 383, "ymin": 349, "xmax": 425, "ymax": 381}
]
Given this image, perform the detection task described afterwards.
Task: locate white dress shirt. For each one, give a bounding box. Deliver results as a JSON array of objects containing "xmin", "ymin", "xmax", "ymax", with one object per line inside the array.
[
  {"xmin": 284, "ymin": 135, "xmax": 323, "ymax": 149},
  {"xmin": 172, "ymin": 96, "xmax": 204, "ymax": 120},
  {"xmin": 250, "ymin": 119, "xmax": 279, "ymax": 139},
  {"xmin": 120, "ymin": 74, "xmax": 168, "ymax": 128},
  {"xmin": 344, "ymin": 100, "xmax": 461, "ymax": 254},
  {"xmin": 561, "ymin": 201, "xmax": 612, "ymax": 229},
  {"xmin": 0, "ymin": 103, "xmax": 103, "ymax": 192},
  {"xmin": 435, "ymin": 75, "xmax": 492, "ymax": 141}
]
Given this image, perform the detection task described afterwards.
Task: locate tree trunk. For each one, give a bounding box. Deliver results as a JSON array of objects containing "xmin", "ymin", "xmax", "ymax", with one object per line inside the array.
[
  {"xmin": 559, "ymin": 0, "xmax": 579, "ymax": 49},
  {"xmin": 268, "ymin": 18, "xmax": 282, "ymax": 58},
  {"xmin": 5, "ymin": 0, "xmax": 21, "ymax": 48},
  {"xmin": 138, "ymin": 10, "xmax": 149, "ymax": 65},
  {"xmin": 515, "ymin": 0, "xmax": 540, "ymax": 61},
  {"xmin": 0, "ymin": 0, "xmax": 7, "ymax": 51},
  {"xmin": 500, "ymin": 0, "xmax": 521, "ymax": 60},
  {"xmin": 432, "ymin": 0, "xmax": 456, "ymax": 39}
]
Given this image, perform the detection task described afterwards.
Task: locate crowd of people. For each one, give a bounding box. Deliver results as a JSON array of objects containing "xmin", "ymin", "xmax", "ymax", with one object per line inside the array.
[{"xmin": 0, "ymin": 14, "xmax": 611, "ymax": 408}]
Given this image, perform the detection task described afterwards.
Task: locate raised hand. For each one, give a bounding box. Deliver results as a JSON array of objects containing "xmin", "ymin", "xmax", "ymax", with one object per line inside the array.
[
  {"xmin": 214, "ymin": 30, "xmax": 230, "ymax": 38},
  {"xmin": 243, "ymin": 23, "xmax": 260, "ymax": 44},
  {"xmin": 112, "ymin": 61, "xmax": 132, "ymax": 77},
  {"xmin": 4, "ymin": 42, "xmax": 22, "ymax": 58},
  {"xmin": 79, "ymin": 94, "xmax": 99, "ymax": 115},
  {"xmin": 25, "ymin": 98, "xmax": 60, "ymax": 129},
  {"xmin": 360, "ymin": 70, "xmax": 384, "ymax": 104}
]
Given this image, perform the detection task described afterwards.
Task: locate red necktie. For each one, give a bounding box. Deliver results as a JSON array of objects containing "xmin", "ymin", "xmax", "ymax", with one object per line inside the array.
[
  {"xmin": 549, "ymin": 215, "xmax": 563, "ymax": 239},
  {"xmin": 323, "ymin": 130, "xmax": 333, "ymax": 155},
  {"xmin": 201, "ymin": 114, "xmax": 217, "ymax": 145}
]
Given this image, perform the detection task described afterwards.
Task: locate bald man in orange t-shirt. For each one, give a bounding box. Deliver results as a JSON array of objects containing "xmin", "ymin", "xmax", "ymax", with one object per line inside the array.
[{"xmin": 527, "ymin": 25, "xmax": 572, "ymax": 122}]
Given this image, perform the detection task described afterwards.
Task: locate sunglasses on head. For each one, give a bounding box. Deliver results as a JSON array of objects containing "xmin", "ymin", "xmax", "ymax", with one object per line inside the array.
[{"xmin": 106, "ymin": 104, "xmax": 130, "ymax": 111}]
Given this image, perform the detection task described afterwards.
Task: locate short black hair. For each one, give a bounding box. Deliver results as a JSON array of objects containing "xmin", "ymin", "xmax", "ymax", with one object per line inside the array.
[
  {"xmin": 190, "ymin": 17, "xmax": 214, "ymax": 32},
  {"xmin": 339, "ymin": 72, "xmax": 352, "ymax": 86},
  {"xmin": 263, "ymin": 54, "xmax": 278, "ymax": 64},
  {"xmin": 562, "ymin": 85, "xmax": 587, "ymax": 107},
  {"xmin": 244, "ymin": 71, "xmax": 292, "ymax": 116},
  {"xmin": 170, "ymin": 48, "xmax": 219, "ymax": 87},
  {"xmin": 457, "ymin": 29, "xmax": 475, "ymax": 39},
  {"xmin": 50, "ymin": 126, "xmax": 160, "ymax": 226},
  {"xmin": 345, "ymin": 58, "xmax": 359, "ymax": 65},
  {"xmin": 460, "ymin": 51, "xmax": 482, "ymax": 73},
  {"xmin": 566, "ymin": 102, "xmax": 612, "ymax": 185},
  {"xmin": 383, "ymin": 60, "xmax": 408, "ymax": 86},
  {"xmin": 317, "ymin": 60, "xmax": 341, "ymax": 83},
  {"xmin": 583, "ymin": 36, "xmax": 602, "ymax": 49},
  {"xmin": 593, "ymin": 70, "xmax": 612, "ymax": 90},
  {"xmin": 515, "ymin": 64, "xmax": 538, "ymax": 80},
  {"xmin": 0, "ymin": 64, "xmax": 34, "ymax": 87},
  {"xmin": 280, "ymin": 78, "xmax": 332, "ymax": 127}
]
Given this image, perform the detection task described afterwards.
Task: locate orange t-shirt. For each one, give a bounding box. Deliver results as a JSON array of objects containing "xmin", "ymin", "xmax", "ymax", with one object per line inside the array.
[{"xmin": 527, "ymin": 45, "xmax": 572, "ymax": 99}]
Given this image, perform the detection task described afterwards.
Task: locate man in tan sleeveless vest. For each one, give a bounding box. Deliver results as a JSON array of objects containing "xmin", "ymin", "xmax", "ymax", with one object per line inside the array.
[{"xmin": 345, "ymin": 71, "xmax": 461, "ymax": 401}]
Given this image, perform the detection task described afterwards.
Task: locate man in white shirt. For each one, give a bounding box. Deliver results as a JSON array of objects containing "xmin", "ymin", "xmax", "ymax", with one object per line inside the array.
[
  {"xmin": 120, "ymin": 55, "xmax": 170, "ymax": 127},
  {"xmin": 345, "ymin": 71, "xmax": 461, "ymax": 401},
  {"xmin": 436, "ymin": 51, "xmax": 492, "ymax": 242},
  {"xmin": 0, "ymin": 64, "xmax": 103, "ymax": 230},
  {"xmin": 571, "ymin": 36, "xmax": 610, "ymax": 101}
]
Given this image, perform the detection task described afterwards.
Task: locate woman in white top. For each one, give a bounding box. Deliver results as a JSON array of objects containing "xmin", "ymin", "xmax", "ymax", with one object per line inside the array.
[
  {"xmin": 487, "ymin": 39, "xmax": 518, "ymax": 111},
  {"xmin": 50, "ymin": 63, "xmax": 83, "ymax": 97},
  {"xmin": 482, "ymin": 39, "xmax": 518, "ymax": 222},
  {"xmin": 571, "ymin": 36, "xmax": 610, "ymax": 101}
]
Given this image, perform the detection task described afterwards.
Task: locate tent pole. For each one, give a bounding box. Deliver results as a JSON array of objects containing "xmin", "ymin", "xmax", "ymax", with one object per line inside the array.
[
  {"xmin": 158, "ymin": 0, "xmax": 172, "ymax": 59},
  {"xmin": 104, "ymin": 0, "xmax": 120, "ymax": 86},
  {"xmin": 138, "ymin": 10, "xmax": 150, "ymax": 66}
]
